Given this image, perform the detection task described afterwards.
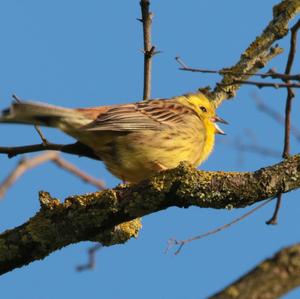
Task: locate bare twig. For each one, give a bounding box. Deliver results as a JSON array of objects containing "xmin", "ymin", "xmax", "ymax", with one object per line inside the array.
[
  {"xmin": 139, "ymin": 0, "xmax": 155, "ymax": 100},
  {"xmin": 34, "ymin": 125, "xmax": 48, "ymax": 145},
  {"xmin": 266, "ymin": 20, "xmax": 300, "ymax": 225},
  {"xmin": 76, "ymin": 244, "xmax": 103, "ymax": 272},
  {"xmin": 221, "ymin": 137, "xmax": 281, "ymax": 159},
  {"xmin": 210, "ymin": 1, "xmax": 300, "ymax": 106},
  {"xmin": 252, "ymin": 93, "xmax": 300, "ymax": 142},
  {"xmin": 0, "ymin": 152, "xmax": 58, "ymax": 198},
  {"xmin": 165, "ymin": 197, "xmax": 274, "ymax": 255},
  {"xmin": 0, "ymin": 142, "xmax": 100, "ymax": 160},
  {"xmin": 285, "ymin": 19, "xmax": 300, "ymax": 76},
  {"xmin": 267, "ymin": 20, "xmax": 300, "ymax": 226},
  {"xmin": 12, "ymin": 94, "xmax": 21, "ymax": 103},
  {"xmin": 222, "ymin": 80, "xmax": 300, "ymax": 89},
  {"xmin": 283, "ymin": 19, "xmax": 300, "ymax": 158},
  {"xmin": 266, "ymin": 193, "xmax": 283, "ymax": 225},
  {"xmin": 75, "ymin": 0, "xmax": 158, "ymax": 272},
  {"xmin": 175, "ymin": 57, "xmax": 300, "ymax": 81},
  {"xmin": 0, "ymin": 152, "xmax": 105, "ymax": 199},
  {"xmin": 12, "ymin": 94, "xmax": 49, "ymax": 144},
  {"xmin": 52, "ymin": 155, "xmax": 105, "ymax": 190}
]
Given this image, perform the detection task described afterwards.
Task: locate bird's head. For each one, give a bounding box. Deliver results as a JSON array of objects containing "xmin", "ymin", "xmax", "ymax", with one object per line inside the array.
[{"xmin": 180, "ymin": 93, "xmax": 228, "ymax": 135}]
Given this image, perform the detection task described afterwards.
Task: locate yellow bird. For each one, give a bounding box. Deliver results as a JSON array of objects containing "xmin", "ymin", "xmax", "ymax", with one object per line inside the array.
[{"xmin": 0, "ymin": 93, "xmax": 227, "ymax": 183}]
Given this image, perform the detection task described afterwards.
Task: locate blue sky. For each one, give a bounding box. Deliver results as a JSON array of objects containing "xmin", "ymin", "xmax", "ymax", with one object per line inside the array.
[{"xmin": 0, "ymin": 1, "xmax": 299, "ymax": 298}]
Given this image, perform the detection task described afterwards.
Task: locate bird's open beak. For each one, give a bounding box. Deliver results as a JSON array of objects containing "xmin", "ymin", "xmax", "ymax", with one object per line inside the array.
[{"xmin": 210, "ymin": 116, "xmax": 228, "ymax": 135}]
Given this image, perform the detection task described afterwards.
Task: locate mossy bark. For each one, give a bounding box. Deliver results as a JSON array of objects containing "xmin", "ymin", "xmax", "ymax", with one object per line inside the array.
[
  {"xmin": 0, "ymin": 154, "xmax": 300, "ymax": 275},
  {"xmin": 201, "ymin": 0, "xmax": 300, "ymax": 106},
  {"xmin": 210, "ymin": 244, "xmax": 300, "ymax": 299}
]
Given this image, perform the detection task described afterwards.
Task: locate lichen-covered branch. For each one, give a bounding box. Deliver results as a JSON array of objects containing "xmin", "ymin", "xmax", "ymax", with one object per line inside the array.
[
  {"xmin": 0, "ymin": 154, "xmax": 300, "ymax": 275},
  {"xmin": 207, "ymin": 0, "xmax": 300, "ymax": 106},
  {"xmin": 209, "ymin": 243, "xmax": 300, "ymax": 299}
]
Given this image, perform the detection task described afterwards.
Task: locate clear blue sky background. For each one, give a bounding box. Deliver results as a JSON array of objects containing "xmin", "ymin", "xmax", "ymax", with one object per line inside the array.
[{"xmin": 0, "ymin": 1, "xmax": 299, "ymax": 298}]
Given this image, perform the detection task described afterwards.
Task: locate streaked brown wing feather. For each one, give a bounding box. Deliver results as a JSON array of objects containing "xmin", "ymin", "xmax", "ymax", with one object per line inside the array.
[{"xmin": 81, "ymin": 100, "xmax": 198, "ymax": 132}]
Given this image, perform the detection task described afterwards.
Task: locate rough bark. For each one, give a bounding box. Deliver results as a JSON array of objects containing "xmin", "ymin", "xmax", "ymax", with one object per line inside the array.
[
  {"xmin": 207, "ymin": 0, "xmax": 300, "ymax": 106},
  {"xmin": 210, "ymin": 243, "xmax": 300, "ymax": 299},
  {"xmin": 0, "ymin": 154, "xmax": 300, "ymax": 275}
]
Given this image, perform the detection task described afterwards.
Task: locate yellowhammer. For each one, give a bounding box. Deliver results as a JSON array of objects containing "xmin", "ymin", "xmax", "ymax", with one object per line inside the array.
[{"xmin": 0, "ymin": 93, "xmax": 227, "ymax": 183}]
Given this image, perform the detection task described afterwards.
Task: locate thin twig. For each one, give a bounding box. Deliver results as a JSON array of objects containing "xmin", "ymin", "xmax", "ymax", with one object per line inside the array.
[
  {"xmin": 266, "ymin": 19, "xmax": 300, "ymax": 225},
  {"xmin": 11, "ymin": 93, "xmax": 49, "ymax": 145},
  {"xmin": 52, "ymin": 156, "xmax": 105, "ymax": 190},
  {"xmin": 252, "ymin": 93, "xmax": 300, "ymax": 142},
  {"xmin": 34, "ymin": 125, "xmax": 48, "ymax": 145},
  {"xmin": 222, "ymin": 80, "xmax": 300, "ymax": 89},
  {"xmin": 0, "ymin": 152, "xmax": 105, "ymax": 199},
  {"xmin": 226, "ymin": 139, "xmax": 281, "ymax": 158},
  {"xmin": 75, "ymin": 0, "xmax": 157, "ymax": 273},
  {"xmin": 12, "ymin": 94, "xmax": 21, "ymax": 103},
  {"xmin": 175, "ymin": 56, "xmax": 300, "ymax": 81},
  {"xmin": 165, "ymin": 198, "xmax": 275, "ymax": 255},
  {"xmin": 282, "ymin": 19, "xmax": 300, "ymax": 158},
  {"xmin": 266, "ymin": 193, "xmax": 283, "ymax": 225},
  {"xmin": 0, "ymin": 152, "xmax": 59, "ymax": 199},
  {"xmin": 285, "ymin": 19, "xmax": 300, "ymax": 76},
  {"xmin": 76, "ymin": 244, "xmax": 103, "ymax": 272},
  {"xmin": 74, "ymin": 2, "xmax": 158, "ymax": 270},
  {"xmin": 0, "ymin": 142, "xmax": 100, "ymax": 160},
  {"xmin": 139, "ymin": 0, "xmax": 154, "ymax": 100}
]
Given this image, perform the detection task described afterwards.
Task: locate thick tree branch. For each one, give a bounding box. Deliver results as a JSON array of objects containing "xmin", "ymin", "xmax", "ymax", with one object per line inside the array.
[
  {"xmin": 210, "ymin": 243, "xmax": 300, "ymax": 299},
  {"xmin": 201, "ymin": 0, "xmax": 300, "ymax": 106},
  {"xmin": 0, "ymin": 154, "xmax": 299, "ymax": 275}
]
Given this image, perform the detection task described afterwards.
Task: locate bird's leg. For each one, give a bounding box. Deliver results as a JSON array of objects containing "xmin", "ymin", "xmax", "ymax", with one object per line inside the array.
[{"xmin": 152, "ymin": 162, "xmax": 167, "ymax": 172}]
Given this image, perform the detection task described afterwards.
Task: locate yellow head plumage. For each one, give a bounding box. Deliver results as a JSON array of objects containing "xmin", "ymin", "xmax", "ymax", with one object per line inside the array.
[{"xmin": 176, "ymin": 93, "xmax": 227, "ymax": 135}]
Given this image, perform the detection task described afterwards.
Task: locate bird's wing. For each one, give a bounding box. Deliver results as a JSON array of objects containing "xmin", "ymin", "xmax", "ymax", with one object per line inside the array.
[{"xmin": 81, "ymin": 100, "xmax": 198, "ymax": 132}]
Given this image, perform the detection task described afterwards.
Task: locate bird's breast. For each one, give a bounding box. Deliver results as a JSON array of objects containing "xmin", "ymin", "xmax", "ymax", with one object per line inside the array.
[{"xmin": 94, "ymin": 121, "xmax": 211, "ymax": 182}]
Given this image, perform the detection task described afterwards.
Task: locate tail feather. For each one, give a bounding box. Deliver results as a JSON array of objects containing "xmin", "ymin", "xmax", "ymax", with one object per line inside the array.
[{"xmin": 0, "ymin": 101, "xmax": 91, "ymax": 129}]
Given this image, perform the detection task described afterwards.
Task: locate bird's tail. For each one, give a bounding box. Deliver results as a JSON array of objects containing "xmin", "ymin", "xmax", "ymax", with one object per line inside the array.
[{"xmin": 0, "ymin": 101, "xmax": 91, "ymax": 130}]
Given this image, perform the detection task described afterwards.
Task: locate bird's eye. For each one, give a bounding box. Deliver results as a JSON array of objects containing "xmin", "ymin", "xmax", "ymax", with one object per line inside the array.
[{"xmin": 200, "ymin": 106, "xmax": 207, "ymax": 112}]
